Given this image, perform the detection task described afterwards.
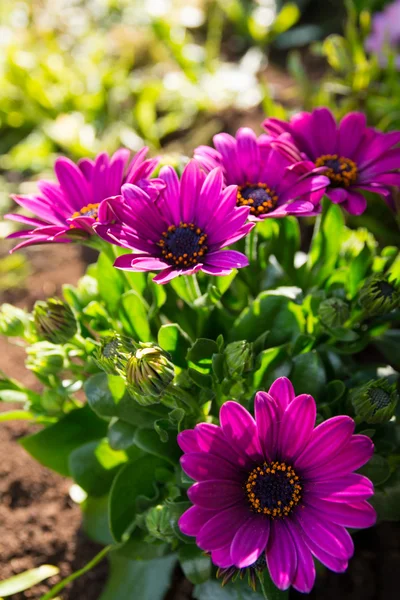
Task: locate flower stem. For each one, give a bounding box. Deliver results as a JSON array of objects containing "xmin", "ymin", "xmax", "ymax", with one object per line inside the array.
[
  {"xmin": 256, "ymin": 570, "xmax": 289, "ymax": 600},
  {"xmin": 39, "ymin": 545, "xmax": 113, "ymax": 600}
]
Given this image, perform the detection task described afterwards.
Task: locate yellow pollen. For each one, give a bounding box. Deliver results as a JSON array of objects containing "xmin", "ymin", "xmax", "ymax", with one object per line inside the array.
[
  {"xmin": 236, "ymin": 182, "xmax": 279, "ymax": 216},
  {"xmin": 70, "ymin": 203, "xmax": 100, "ymax": 227},
  {"xmin": 315, "ymin": 154, "xmax": 358, "ymax": 187}
]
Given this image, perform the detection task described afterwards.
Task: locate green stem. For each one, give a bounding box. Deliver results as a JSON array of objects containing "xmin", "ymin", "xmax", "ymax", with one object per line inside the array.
[
  {"xmin": 39, "ymin": 545, "xmax": 113, "ymax": 600},
  {"xmin": 185, "ymin": 274, "xmax": 202, "ymax": 303},
  {"xmin": 257, "ymin": 571, "xmax": 269, "ymax": 600}
]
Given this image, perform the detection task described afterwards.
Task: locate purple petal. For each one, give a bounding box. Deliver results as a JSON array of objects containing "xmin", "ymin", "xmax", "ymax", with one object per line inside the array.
[
  {"xmin": 152, "ymin": 267, "xmax": 181, "ymax": 284},
  {"xmin": 92, "ymin": 153, "xmax": 110, "ymax": 204},
  {"xmin": 254, "ymin": 391, "xmax": 278, "ymax": 462},
  {"xmin": 195, "ymin": 423, "xmax": 250, "ymax": 468},
  {"xmin": 306, "ymin": 435, "xmax": 374, "ymax": 481},
  {"xmin": 279, "ymin": 394, "xmax": 316, "ymax": 461},
  {"xmin": 222, "ymin": 222, "xmax": 255, "ymax": 247},
  {"xmin": 356, "ymin": 130, "xmax": 400, "ymax": 169},
  {"xmin": 181, "ymin": 160, "xmax": 202, "ymax": 224},
  {"xmin": 220, "ymin": 401, "xmax": 264, "ymax": 462},
  {"xmin": 188, "ymin": 480, "xmax": 243, "ymax": 509},
  {"xmin": 205, "ymin": 250, "xmax": 249, "ymax": 269},
  {"xmin": 211, "ymin": 545, "xmax": 233, "ymax": 568},
  {"xmin": 108, "ymin": 148, "xmax": 130, "ymax": 195},
  {"xmin": 338, "ymin": 112, "xmax": 366, "ymax": 157},
  {"xmin": 295, "ymin": 416, "xmax": 355, "ymax": 472},
  {"xmin": 307, "ymin": 474, "xmax": 374, "ymax": 502},
  {"xmin": 207, "ymin": 206, "xmax": 249, "ymax": 245},
  {"xmin": 278, "ymin": 175, "xmax": 329, "ymax": 204},
  {"xmin": 230, "ymin": 515, "xmax": 270, "ymax": 568},
  {"xmin": 195, "ymin": 168, "xmax": 224, "ymax": 229},
  {"xmin": 305, "ymin": 498, "xmax": 376, "ymax": 529},
  {"xmin": 177, "ymin": 429, "xmax": 201, "ymax": 453},
  {"xmin": 4, "ymin": 213, "xmax": 49, "ymax": 227},
  {"xmin": 180, "ymin": 452, "xmax": 244, "ymax": 482},
  {"xmin": 124, "ymin": 147, "xmax": 149, "ymax": 182},
  {"xmin": 266, "ymin": 520, "xmax": 297, "ymax": 591},
  {"xmin": 54, "ymin": 157, "xmax": 90, "ymax": 210},
  {"xmin": 196, "ymin": 505, "xmax": 250, "ymax": 551},
  {"xmin": 341, "ymin": 190, "xmax": 368, "ymax": 215},
  {"xmin": 289, "ymin": 524, "xmax": 316, "ymax": 593},
  {"xmin": 129, "ymin": 256, "xmax": 170, "ymax": 272},
  {"xmin": 267, "ymin": 377, "xmax": 295, "ymax": 413},
  {"xmin": 291, "ymin": 519, "xmax": 348, "ymax": 573},
  {"xmin": 158, "ymin": 165, "xmax": 181, "ymax": 226},
  {"xmin": 294, "ymin": 506, "xmax": 354, "ymax": 560},
  {"xmin": 311, "ymin": 108, "xmax": 338, "ymax": 156},
  {"xmin": 179, "ymin": 505, "xmax": 217, "ymax": 536},
  {"xmin": 213, "ymin": 133, "xmax": 244, "ymax": 184},
  {"xmin": 236, "ymin": 128, "xmax": 261, "ymax": 183},
  {"xmin": 327, "ymin": 188, "xmax": 348, "ymax": 204}
]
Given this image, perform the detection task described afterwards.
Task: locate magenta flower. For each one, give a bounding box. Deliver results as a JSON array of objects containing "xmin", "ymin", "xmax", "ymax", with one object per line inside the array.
[
  {"xmin": 263, "ymin": 108, "xmax": 400, "ymax": 214},
  {"xmin": 194, "ymin": 128, "xmax": 329, "ymax": 220},
  {"xmin": 5, "ymin": 148, "xmax": 163, "ymax": 251},
  {"xmin": 365, "ymin": 0, "xmax": 400, "ymax": 69},
  {"xmin": 94, "ymin": 161, "xmax": 253, "ymax": 284},
  {"xmin": 178, "ymin": 377, "xmax": 376, "ymax": 593}
]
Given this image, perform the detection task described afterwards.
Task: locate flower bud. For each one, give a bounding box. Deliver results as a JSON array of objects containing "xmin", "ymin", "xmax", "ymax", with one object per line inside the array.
[
  {"xmin": 26, "ymin": 342, "xmax": 65, "ymax": 376},
  {"xmin": 125, "ymin": 343, "xmax": 175, "ymax": 405},
  {"xmin": 224, "ymin": 341, "xmax": 253, "ymax": 377},
  {"xmin": 351, "ymin": 379, "xmax": 398, "ymax": 424},
  {"xmin": 33, "ymin": 298, "xmax": 77, "ymax": 344},
  {"xmin": 318, "ymin": 298, "xmax": 349, "ymax": 329},
  {"xmin": 0, "ymin": 304, "xmax": 29, "ymax": 337},
  {"xmin": 94, "ymin": 334, "xmax": 137, "ymax": 375},
  {"xmin": 358, "ymin": 274, "xmax": 400, "ymax": 316},
  {"xmin": 145, "ymin": 505, "xmax": 175, "ymax": 543}
]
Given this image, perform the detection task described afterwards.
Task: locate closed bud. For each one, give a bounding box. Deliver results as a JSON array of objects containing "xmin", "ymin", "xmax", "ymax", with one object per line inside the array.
[
  {"xmin": 351, "ymin": 379, "xmax": 398, "ymax": 424},
  {"xmin": 145, "ymin": 505, "xmax": 174, "ymax": 543},
  {"xmin": 0, "ymin": 304, "xmax": 29, "ymax": 337},
  {"xmin": 319, "ymin": 298, "xmax": 349, "ymax": 329},
  {"xmin": 26, "ymin": 342, "xmax": 65, "ymax": 376},
  {"xmin": 358, "ymin": 274, "xmax": 400, "ymax": 316},
  {"xmin": 125, "ymin": 343, "xmax": 175, "ymax": 405},
  {"xmin": 94, "ymin": 334, "xmax": 137, "ymax": 375},
  {"xmin": 225, "ymin": 341, "xmax": 253, "ymax": 377},
  {"xmin": 34, "ymin": 298, "xmax": 77, "ymax": 344}
]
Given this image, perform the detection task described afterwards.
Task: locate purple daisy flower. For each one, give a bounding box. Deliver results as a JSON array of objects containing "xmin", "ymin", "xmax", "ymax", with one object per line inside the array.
[
  {"xmin": 5, "ymin": 147, "xmax": 163, "ymax": 251},
  {"xmin": 178, "ymin": 377, "xmax": 376, "ymax": 593},
  {"xmin": 365, "ymin": 0, "xmax": 400, "ymax": 69},
  {"xmin": 94, "ymin": 160, "xmax": 253, "ymax": 284},
  {"xmin": 194, "ymin": 128, "xmax": 329, "ymax": 220},
  {"xmin": 263, "ymin": 107, "xmax": 400, "ymax": 215}
]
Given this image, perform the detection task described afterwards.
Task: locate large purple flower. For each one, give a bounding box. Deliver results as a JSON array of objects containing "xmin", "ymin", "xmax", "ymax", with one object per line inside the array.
[
  {"xmin": 94, "ymin": 161, "xmax": 253, "ymax": 284},
  {"xmin": 263, "ymin": 108, "xmax": 400, "ymax": 214},
  {"xmin": 178, "ymin": 377, "xmax": 376, "ymax": 593},
  {"xmin": 194, "ymin": 128, "xmax": 329, "ymax": 220},
  {"xmin": 5, "ymin": 147, "xmax": 162, "ymax": 251}
]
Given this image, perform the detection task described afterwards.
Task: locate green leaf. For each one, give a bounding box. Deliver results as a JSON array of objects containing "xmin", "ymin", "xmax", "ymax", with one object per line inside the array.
[
  {"xmin": 98, "ymin": 553, "xmax": 176, "ymax": 600},
  {"xmin": 187, "ymin": 338, "xmax": 219, "ymax": 365},
  {"xmin": 178, "ymin": 545, "xmax": 211, "ymax": 584},
  {"xmin": 158, "ymin": 324, "xmax": 192, "ymax": 368},
  {"xmin": 116, "ymin": 528, "xmax": 169, "ymax": 561},
  {"xmin": 290, "ymin": 351, "xmax": 326, "ymax": 399},
  {"xmin": 371, "ymin": 483, "xmax": 400, "ymax": 521},
  {"xmin": 194, "ymin": 579, "xmax": 265, "ymax": 600},
  {"xmin": 69, "ymin": 439, "xmax": 127, "ymax": 496},
  {"xmin": 108, "ymin": 419, "xmax": 137, "ymax": 450},
  {"xmin": 308, "ymin": 203, "xmax": 344, "ymax": 286},
  {"xmin": 133, "ymin": 428, "xmax": 181, "ymax": 465},
  {"xmin": 253, "ymin": 346, "xmax": 291, "ymax": 389},
  {"xmin": 258, "ymin": 568, "xmax": 289, "ymax": 600},
  {"xmin": 119, "ymin": 290, "xmax": 151, "ymax": 341},
  {"xmin": 82, "ymin": 495, "xmax": 114, "ymax": 545},
  {"xmin": 20, "ymin": 405, "xmax": 108, "ymax": 476},
  {"xmin": 85, "ymin": 373, "xmax": 119, "ymax": 419},
  {"xmin": 108, "ymin": 456, "xmax": 164, "ymax": 542},
  {"xmin": 97, "ymin": 252, "xmax": 125, "ymax": 314},
  {"xmin": 188, "ymin": 368, "xmax": 213, "ymax": 390},
  {"xmin": 348, "ymin": 244, "xmax": 372, "ymax": 297},
  {"xmin": 232, "ymin": 293, "xmax": 304, "ymax": 345},
  {"xmin": 359, "ymin": 454, "xmax": 391, "ymax": 486},
  {"xmin": 0, "ymin": 565, "xmax": 59, "ymax": 596}
]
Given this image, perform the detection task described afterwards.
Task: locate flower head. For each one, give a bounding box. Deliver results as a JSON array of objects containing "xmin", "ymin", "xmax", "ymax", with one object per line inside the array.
[
  {"xmin": 5, "ymin": 148, "xmax": 163, "ymax": 251},
  {"xmin": 358, "ymin": 273, "xmax": 400, "ymax": 315},
  {"xmin": 365, "ymin": 0, "xmax": 400, "ymax": 69},
  {"xmin": 263, "ymin": 108, "xmax": 400, "ymax": 214},
  {"xmin": 33, "ymin": 298, "xmax": 77, "ymax": 344},
  {"xmin": 178, "ymin": 377, "xmax": 376, "ymax": 593},
  {"xmin": 94, "ymin": 160, "xmax": 253, "ymax": 284},
  {"xmin": 125, "ymin": 343, "xmax": 175, "ymax": 404},
  {"xmin": 351, "ymin": 378, "xmax": 398, "ymax": 424},
  {"xmin": 194, "ymin": 128, "xmax": 329, "ymax": 220}
]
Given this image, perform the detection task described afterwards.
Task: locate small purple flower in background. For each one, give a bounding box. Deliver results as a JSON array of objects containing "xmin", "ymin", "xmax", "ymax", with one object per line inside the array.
[
  {"xmin": 94, "ymin": 161, "xmax": 253, "ymax": 285},
  {"xmin": 365, "ymin": 0, "xmax": 400, "ymax": 69},
  {"xmin": 194, "ymin": 127, "xmax": 329, "ymax": 220},
  {"xmin": 263, "ymin": 107, "xmax": 400, "ymax": 215},
  {"xmin": 5, "ymin": 148, "xmax": 163, "ymax": 251},
  {"xmin": 178, "ymin": 377, "xmax": 376, "ymax": 592}
]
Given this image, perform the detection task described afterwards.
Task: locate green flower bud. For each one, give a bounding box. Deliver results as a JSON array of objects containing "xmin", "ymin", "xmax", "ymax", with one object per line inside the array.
[
  {"xmin": 125, "ymin": 343, "xmax": 175, "ymax": 406},
  {"xmin": 34, "ymin": 298, "xmax": 77, "ymax": 344},
  {"xmin": 145, "ymin": 505, "xmax": 175, "ymax": 543},
  {"xmin": 358, "ymin": 274, "xmax": 400, "ymax": 316},
  {"xmin": 0, "ymin": 304, "xmax": 29, "ymax": 337},
  {"xmin": 94, "ymin": 334, "xmax": 137, "ymax": 375},
  {"xmin": 26, "ymin": 342, "xmax": 65, "ymax": 376},
  {"xmin": 318, "ymin": 298, "xmax": 350, "ymax": 329},
  {"xmin": 224, "ymin": 341, "xmax": 254, "ymax": 377},
  {"xmin": 351, "ymin": 379, "xmax": 398, "ymax": 424}
]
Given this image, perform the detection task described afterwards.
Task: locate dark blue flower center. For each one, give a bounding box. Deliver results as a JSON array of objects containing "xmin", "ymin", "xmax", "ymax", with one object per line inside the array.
[
  {"xmin": 245, "ymin": 461, "xmax": 302, "ymax": 518},
  {"xmin": 237, "ymin": 183, "xmax": 279, "ymax": 216},
  {"xmin": 158, "ymin": 222, "xmax": 208, "ymax": 267},
  {"xmin": 373, "ymin": 280, "xmax": 396, "ymax": 299},
  {"xmin": 315, "ymin": 154, "xmax": 358, "ymax": 187}
]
